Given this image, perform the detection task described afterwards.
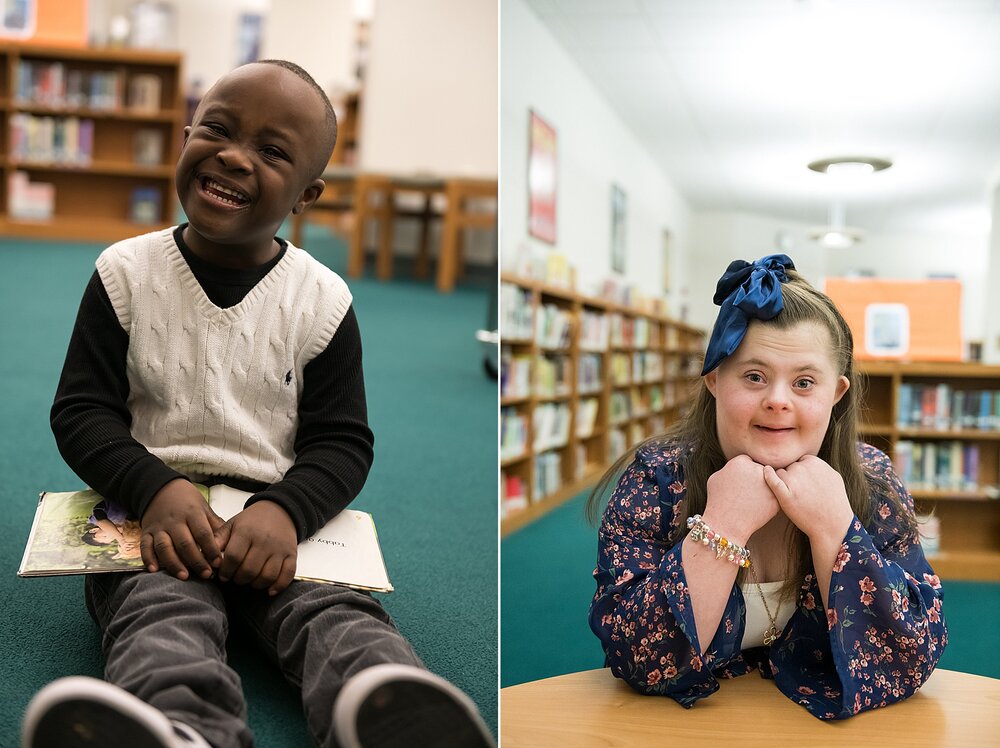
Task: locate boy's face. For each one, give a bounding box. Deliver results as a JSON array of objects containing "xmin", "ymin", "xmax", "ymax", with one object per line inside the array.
[{"xmin": 176, "ymin": 64, "xmax": 328, "ymax": 262}]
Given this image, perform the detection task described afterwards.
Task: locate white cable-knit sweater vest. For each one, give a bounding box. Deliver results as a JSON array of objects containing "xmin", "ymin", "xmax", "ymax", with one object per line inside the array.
[{"xmin": 96, "ymin": 228, "xmax": 352, "ymax": 485}]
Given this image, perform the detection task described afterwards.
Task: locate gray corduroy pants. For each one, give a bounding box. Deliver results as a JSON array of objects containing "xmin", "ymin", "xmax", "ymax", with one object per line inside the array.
[{"xmin": 85, "ymin": 572, "xmax": 424, "ymax": 748}]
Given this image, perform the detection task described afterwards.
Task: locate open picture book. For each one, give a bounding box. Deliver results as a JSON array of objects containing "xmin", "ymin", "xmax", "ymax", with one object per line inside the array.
[{"xmin": 17, "ymin": 484, "xmax": 393, "ymax": 593}]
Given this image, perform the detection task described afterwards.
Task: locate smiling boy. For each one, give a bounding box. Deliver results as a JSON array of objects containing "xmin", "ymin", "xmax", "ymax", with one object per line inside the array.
[{"xmin": 22, "ymin": 60, "xmax": 492, "ymax": 748}]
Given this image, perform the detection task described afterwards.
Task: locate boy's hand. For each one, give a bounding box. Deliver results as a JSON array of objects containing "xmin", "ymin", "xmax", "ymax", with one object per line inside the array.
[
  {"xmin": 214, "ymin": 501, "xmax": 298, "ymax": 596},
  {"xmin": 140, "ymin": 479, "xmax": 226, "ymax": 580}
]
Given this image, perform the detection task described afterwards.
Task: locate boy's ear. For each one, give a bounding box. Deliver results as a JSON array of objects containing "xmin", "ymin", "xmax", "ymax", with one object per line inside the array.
[
  {"xmin": 292, "ymin": 179, "xmax": 326, "ymax": 215},
  {"xmin": 182, "ymin": 125, "xmax": 191, "ymax": 143}
]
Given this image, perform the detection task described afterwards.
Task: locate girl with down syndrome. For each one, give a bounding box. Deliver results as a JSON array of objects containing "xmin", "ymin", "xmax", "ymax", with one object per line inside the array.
[{"xmin": 588, "ymin": 254, "xmax": 947, "ymax": 719}]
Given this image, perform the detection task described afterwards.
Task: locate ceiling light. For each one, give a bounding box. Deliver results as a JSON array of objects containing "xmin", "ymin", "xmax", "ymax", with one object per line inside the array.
[
  {"xmin": 808, "ymin": 226, "xmax": 865, "ymax": 249},
  {"xmin": 807, "ymin": 156, "xmax": 892, "ymax": 175}
]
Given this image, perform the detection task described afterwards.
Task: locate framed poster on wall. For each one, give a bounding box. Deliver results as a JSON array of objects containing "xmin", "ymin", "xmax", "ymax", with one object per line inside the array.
[
  {"xmin": 610, "ymin": 183, "xmax": 627, "ymax": 274},
  {"xmin": 527, "ymin": 110, "xmax": 557, "ymax": 244}
]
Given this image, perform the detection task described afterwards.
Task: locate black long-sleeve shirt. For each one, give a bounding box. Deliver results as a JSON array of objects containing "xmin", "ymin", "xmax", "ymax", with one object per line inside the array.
[{"xmin": 51, "ymin": 227, "xmax": 374, "ymax": 541}]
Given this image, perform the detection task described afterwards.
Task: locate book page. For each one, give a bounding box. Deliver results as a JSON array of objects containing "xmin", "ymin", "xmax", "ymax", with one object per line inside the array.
[{"xmin": 208, "ymin": 485, "xmax": 392, "ymax": 592}]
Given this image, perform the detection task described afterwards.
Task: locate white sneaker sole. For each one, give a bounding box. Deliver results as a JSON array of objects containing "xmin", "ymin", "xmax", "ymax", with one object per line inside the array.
[
  {"xmin": 21, "ymin": 676, "xmax": 188, "ymax": 748},
  {"xmin": 333, "ymin": 664, "xmax": 494, "ymax": 748}
]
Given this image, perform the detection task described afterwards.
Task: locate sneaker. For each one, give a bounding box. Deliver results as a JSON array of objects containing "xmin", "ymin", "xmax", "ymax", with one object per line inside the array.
[
  {"xmin": 21, "ymin": 676, "xmax": 211, "ymax": 748},
  {"xmin": 333, "ymin": 664, "xmax": 494, "ymax": 748}
]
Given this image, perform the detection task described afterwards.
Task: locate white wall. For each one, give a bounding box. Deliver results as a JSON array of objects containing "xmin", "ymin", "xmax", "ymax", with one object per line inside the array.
[
  {"xmin": 501, "ymin": 0, "xmax": 691, "ymax": 305},
  {"xmin": 360, "ymin": 0, "xmax": 497, "ymax": 176},
  {"xmin": 263, "ymin": 0, "xmax": 357, "ymax": 97}
]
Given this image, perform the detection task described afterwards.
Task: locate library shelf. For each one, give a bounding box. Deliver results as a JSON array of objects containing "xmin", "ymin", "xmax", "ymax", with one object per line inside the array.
[
  {"xmin": 0, "ymin": 43, "xmax": 184, "ymax": 242},
  {"xmin": 858, "ymin": 361, "xmax": 1000, "ymax": 581},
  {"xmin": 500, "ymin": 272, "xmax": 704, "ymax": 537}
]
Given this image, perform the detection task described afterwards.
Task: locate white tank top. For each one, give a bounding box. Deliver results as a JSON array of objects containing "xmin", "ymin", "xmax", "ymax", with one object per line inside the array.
[{"xmin": 740, "ymin": 580, "xmax": 795, "ymax": 648}]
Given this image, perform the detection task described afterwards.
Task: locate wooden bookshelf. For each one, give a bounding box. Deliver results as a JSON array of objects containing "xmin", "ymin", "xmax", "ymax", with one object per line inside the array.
[
  {"xmin": 858, "ymin": 361, "xmax": 1000, "ymax": 581},
  {"xmin": 0, "ymin": 44, "xmax": 184, "ymax": 242},
  {"xmin": 500, "ymin": 273, "xmax": 704, "ymax": 536}
]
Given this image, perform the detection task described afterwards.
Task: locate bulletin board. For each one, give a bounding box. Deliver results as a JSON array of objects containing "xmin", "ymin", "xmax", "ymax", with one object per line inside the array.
[
  {"xmin": 1, "ymin": 0, "xmax": 87, "ymax": 46},
  {"xmin": 824, "ymin": 278, "xmax": 963, "ymax": 361}
]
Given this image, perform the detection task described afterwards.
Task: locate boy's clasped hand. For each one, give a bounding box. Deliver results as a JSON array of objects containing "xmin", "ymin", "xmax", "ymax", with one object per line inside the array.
[{"xmin": 140, "ymin": 477, "xmax": 298, "ymax": 596}]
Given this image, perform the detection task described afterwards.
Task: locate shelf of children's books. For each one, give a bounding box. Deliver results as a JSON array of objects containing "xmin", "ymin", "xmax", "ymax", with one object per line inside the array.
[
  {"xmin": 898, "ymin": 428, "xmax": 1000, "ymax": 440},
  {"xmin": 912, "ymin": 490, "xmax": 999, "ymax": 503},
  {"xmin": 9, "ymin": 159, "xmax": 174, "ymax": 178},
  {"xmin": 502, "ymin": 336, "xmax": 534, "ymax": 346},
  {"xmin": 11, "ymin": 104, "xmax": 182, "ymax": 123}
]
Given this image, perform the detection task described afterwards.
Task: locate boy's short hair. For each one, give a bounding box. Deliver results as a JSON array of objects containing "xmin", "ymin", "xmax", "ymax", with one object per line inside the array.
[{"xmin": 255, "ymin": 58, "xmax": 338, "ymax": 176}]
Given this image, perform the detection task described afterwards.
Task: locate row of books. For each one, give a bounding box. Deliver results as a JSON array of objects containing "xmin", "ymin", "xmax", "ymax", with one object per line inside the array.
[
  {"xmin": 500, "ymin": 408, "xmax": 528, "ymax": 462},
  {"xmin": 580, "ymin": 310, "xmax": 610, "ymax": 351},
  {"xmin": 577, "ymin": 398, "xmax": 599, "ymax": 439},
  {"xmin": 501, "ymin": 472, "xmax": 528, "ymax": 517},
  {"xmin": 578, "ymin": 354, "xmax": 603, "ymax": 394},
  {"xmin": 536, "ymin": 304, "xmax": 573, "ymax": 349},
  {"xmin": 500, "ymin": 283, "xmax": 533, "ymax": 340},
  {"xmin": 533, "ymin": 451, "xmax": 563, "ymax": 500},
  {"xmin": 534, "ymin": 355, "xmax": 571, "ymax": 399},
  {"xmin": 16, "ymin": 61, "xmax": 162, "ymax": 112},
  {"xmin": 896, "ymin": 383, "xmax": 1000, "ymax": 431},
  {"xmin": 533, "ymin": 403, "xmax": 570, "ymax": 452},
  {"xmin": 500, "ymin": 352, "xmax": 532, "ymax": 399},
  {"xmin": 10, "ymin": 114, "xmax": 94, "ymax": 166},
  {"xmin": 894, "ymin": 440, "xmax": 995, "ymax": 493}
]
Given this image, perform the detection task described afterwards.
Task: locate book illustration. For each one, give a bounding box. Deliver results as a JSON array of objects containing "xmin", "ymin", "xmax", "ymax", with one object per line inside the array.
[{"xmin": 19, "ymin": 486, "xmax": 393, "ymax": 593}]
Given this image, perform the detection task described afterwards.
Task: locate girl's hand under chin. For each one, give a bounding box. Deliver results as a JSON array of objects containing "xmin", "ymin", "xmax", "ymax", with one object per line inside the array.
[{"xmin": 763, "ymin": 455, "xmax": 855, "ymax": 543}]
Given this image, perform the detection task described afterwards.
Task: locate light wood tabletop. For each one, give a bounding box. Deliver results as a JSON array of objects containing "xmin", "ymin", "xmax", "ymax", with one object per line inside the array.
[{"xmin": 500, "ymin": 667, "xmax": 1000, "ymax": 747}]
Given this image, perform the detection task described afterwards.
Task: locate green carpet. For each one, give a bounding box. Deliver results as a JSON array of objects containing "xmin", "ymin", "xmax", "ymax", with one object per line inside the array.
[
  {"xmin": 0, "ymin": 223, "xmax": 498, "ymax": 743},
  {"xmin": 502, "ymin": 490, "xmax": 1000, "ymax": 688}
]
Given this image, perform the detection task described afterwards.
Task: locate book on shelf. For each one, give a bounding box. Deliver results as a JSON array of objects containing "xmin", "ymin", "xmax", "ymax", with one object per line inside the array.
[
  {"xmin": 532, "ymin": 402, "xmax": 570, "ymax": 452},
  {"xmin": 129, "ymin": 187, "xmax": 163, "ymax": 225},
  {"xmin": 128, "ymin": 73, "xmax": 163, "ymax": 113},
  {"xmin": 533, "ymin": 451, "xmax": 562, "ymax": 498},
  {"xmin": 500, "ymin": 407, "xmax": 529, "ymax": 461},
  {"xmin": 500, "ymin": 351, "xmax": 531, "ymax": 399},
  {"xmin": 18, "ymin": 485, "xmax": 393, "ymax": 593},
  {"xmin": 133, "ymin": 128, "xmax": 166, "ymax": 166},
  {"xmin": 502, "ymin": 473, "xmax": 528, "ymax": 515},
  {"xmin": 8, "ymin": 171, "xmax": 55, "ymax": 222}
]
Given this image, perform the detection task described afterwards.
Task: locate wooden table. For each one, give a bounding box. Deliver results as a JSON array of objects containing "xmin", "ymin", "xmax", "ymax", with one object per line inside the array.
[
  {"xmin": 501, "ymin": 668, "xmax": 1000, "ymax": 747},
  {"xmin": 292, "ymin": 168, "xmax": 496, "ymax": 292}
]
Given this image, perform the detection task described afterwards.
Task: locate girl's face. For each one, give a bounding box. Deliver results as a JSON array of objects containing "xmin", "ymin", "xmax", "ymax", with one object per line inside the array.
[{"xmin": 704, "ymin": 320, "xmax": 849, "ymax": 469}]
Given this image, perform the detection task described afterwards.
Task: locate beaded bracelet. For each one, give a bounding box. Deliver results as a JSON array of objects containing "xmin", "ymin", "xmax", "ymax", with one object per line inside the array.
[{"xmin": 686, "ymin": 514, "xmax": 751, "ymax": 569}]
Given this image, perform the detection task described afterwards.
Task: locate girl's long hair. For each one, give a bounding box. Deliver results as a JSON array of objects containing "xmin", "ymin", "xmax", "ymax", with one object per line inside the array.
[{"xmin": 587, "ymin": 269, "xmax": 913, "ymax": 601}]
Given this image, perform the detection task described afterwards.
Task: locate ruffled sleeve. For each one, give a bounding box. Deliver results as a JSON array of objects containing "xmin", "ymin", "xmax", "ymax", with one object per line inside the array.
[
  {"xmin": 769, "ymin": 444, "xmax": 948, "ymax": 718},
  {"xmin": 589, "ymin": 444, "xmax": 751, "ymax": 707}
]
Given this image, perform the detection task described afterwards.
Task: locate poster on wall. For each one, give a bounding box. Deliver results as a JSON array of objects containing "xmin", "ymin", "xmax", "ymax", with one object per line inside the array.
[
  {"xmin": 527, "ymin": 110, "xmax": 557, "ymax": 245},
  {"xmin": 610, "ymin": 183, "xmax": 627, "ymax": 274},
  {"xmin": 1, "ymin": 0, "xmax": 35, "ymax": 38}
]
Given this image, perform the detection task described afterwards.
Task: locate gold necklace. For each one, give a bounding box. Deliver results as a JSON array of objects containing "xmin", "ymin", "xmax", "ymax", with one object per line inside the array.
[{"xmin": 748, "ymin": 564, "xmax": 782, "ymax": 646}]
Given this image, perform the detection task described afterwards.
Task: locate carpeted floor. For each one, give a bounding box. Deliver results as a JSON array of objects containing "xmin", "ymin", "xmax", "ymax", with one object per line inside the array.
[
  {"xmin": 501, "ymin": 490, "xmax": 1000, "ymax": 688},
  {"xmin": 0, "ymin": 223, "xmax": 498, "ymax": 744}
]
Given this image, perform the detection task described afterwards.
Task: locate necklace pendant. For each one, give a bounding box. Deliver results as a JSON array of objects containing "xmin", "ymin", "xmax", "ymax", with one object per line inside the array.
[{"xmin": 763, "ymin": 627, "xmax": 779, "ymax": 646}]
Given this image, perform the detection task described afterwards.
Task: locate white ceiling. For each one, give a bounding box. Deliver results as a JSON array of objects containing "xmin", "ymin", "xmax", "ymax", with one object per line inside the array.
[{"xmin": 522, "ymin": 0, "xmax": 1000, "ymax": 236}]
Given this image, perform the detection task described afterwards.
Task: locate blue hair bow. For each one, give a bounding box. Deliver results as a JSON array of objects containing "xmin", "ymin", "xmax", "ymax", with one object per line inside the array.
[{"xmin": 700, "ymin": 254, "xmax": 795, "ymax": 375}]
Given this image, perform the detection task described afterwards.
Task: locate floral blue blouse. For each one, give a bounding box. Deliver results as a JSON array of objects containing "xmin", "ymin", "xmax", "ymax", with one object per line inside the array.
[{"xmin": 589, "ymin": 442, "xmax": 947, "ymax": 719}]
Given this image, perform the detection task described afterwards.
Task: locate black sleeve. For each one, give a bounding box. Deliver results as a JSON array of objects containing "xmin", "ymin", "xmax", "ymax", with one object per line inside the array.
[
  {"xmin": 244, "ymin": 305, "xmax": 375, "ymax": 541},
  {"xmin": 50, "ymin": 271, "xmax": 186, "ymax": 518}
]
